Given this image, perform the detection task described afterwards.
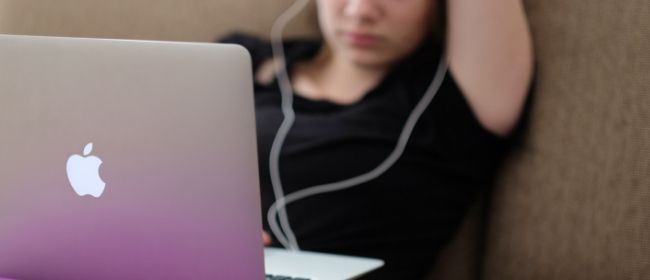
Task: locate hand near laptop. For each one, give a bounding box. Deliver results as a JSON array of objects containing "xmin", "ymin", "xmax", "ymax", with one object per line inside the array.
[{"xmin": 263, "ymin": 231, "xmax": 272, "ymax": 246}]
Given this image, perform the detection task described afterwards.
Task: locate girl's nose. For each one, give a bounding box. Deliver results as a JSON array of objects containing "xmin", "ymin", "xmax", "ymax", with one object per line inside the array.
[{"xmin": 344, "ymin": 0, "xmax": 382, "ymax": 22}]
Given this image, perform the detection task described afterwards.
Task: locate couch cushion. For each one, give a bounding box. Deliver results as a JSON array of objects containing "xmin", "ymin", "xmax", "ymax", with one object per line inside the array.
[
  {"xmin": 483, "ymin": 0, "xmax": 650, "ymax": 279},
  {"xmin": 0, "ymin": 0, "xmax": 319, "ymax": 41}
]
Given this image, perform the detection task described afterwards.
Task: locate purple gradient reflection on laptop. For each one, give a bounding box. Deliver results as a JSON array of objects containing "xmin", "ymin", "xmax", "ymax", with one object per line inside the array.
[{"xmin": 0, "ymin": 34, "xmax": 264, "ymax": 279}]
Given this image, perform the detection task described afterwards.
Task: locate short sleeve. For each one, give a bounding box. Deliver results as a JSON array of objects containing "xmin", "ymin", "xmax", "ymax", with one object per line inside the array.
[{"xmin": 427, "ymin": 68, "xmax": 536, "ymax": 180}]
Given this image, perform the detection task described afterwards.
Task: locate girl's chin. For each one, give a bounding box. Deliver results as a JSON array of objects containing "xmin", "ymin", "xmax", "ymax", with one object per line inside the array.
[{"xmin": 345, "ymin": 53, "xmax": 394, "ymax": 69}]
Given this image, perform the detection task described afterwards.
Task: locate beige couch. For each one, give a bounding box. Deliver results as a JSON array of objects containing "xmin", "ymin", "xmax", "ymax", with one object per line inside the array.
[{"xmin": 1, "ymin": 0, "xmax": 648, "ymax": 279}]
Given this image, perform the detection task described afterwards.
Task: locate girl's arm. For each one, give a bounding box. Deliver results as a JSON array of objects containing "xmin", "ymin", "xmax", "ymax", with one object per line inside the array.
[{"xmin": 447, "ymin": 0, "xmax": 534, "ymax": 137}]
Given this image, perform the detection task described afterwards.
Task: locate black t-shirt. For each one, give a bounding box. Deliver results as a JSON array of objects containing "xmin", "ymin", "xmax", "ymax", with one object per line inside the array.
[{"xmin": 220, "ymin": 33, "xmax": 515, "ymax": 279}]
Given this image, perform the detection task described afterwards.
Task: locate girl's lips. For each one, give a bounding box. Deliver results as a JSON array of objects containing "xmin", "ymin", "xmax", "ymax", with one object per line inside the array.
[{"xmin": 344, "ymin": 32, "xmax": 382, "ymax": 48}]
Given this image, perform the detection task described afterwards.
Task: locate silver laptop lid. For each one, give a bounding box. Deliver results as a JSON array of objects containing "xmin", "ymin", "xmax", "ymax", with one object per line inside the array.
[{"xmin": 0, "ymin": 34, "xmax": 264, "ymax": 279}]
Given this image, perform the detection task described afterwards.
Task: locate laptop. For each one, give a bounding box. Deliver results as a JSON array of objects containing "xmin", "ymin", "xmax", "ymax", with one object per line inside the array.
[{"xmin": 0, "ymin": 34, "xmax": 383, "ymax": 280}]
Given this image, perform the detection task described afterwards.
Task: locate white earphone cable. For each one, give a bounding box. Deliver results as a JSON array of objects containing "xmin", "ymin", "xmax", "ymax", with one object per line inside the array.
[
  {"xmin": 268, "ymin": 0, "xmax": 312, "ymax": 251},
  {"xmin": 268, "ymin": 0, "xmax": 448, "ymax": 251}
]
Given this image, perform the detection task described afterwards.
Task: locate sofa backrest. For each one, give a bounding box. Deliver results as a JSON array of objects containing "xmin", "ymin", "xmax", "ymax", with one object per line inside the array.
[
  {"xmin": 0, "ymin": 0, "xmax": 319, "ymax": 41},
  {"xmin": 483, "ymin": 0, "xmax": 650, "ymax": 279}
]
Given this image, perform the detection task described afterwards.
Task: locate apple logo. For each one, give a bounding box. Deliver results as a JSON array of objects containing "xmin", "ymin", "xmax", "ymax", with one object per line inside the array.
[{"xmin": 66, "ymin": 142, "xmax": 106, "ymax": 198}]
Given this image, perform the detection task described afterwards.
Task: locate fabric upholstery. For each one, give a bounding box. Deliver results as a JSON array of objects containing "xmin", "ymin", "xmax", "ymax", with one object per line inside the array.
[
  {"xmin": 0, "ymin": 0, "xmax": 319, "ymax": 41},
  {"xmin": 483, "ymin": 0, "xmax": 650, "ymax": 279}
]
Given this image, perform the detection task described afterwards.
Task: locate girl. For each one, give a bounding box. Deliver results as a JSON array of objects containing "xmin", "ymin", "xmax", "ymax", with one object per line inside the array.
[{"xmin": 223, "ymin": 0, "xmax": 534, "ymax": 278}]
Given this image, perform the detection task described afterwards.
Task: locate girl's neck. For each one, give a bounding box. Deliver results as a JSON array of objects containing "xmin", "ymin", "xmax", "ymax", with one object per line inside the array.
[{"xmin": 292, "ymin": 46, "xmax": 390, "ymax": 105}]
